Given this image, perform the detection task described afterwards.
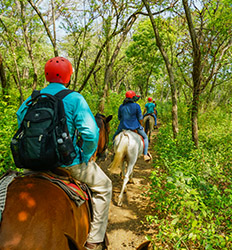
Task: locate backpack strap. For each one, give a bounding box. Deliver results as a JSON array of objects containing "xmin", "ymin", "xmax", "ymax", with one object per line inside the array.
[
  {"xmin": 31, "ymin": 90, "xmax": 40, "ymax": 99},
  {"xmin": 54, "ymin": 89, "xmax": 76, "ymax": 139},
  {"xmin": 54, "ymin": 89, "xmax": 82, "ymax": 160},
  {"xmin": 55, "ymin": 89, "xmax": 74, "ymax": 100},
  {"xmin": 31, "ymin": 89, "xmax": 73, "ymax": 100}
]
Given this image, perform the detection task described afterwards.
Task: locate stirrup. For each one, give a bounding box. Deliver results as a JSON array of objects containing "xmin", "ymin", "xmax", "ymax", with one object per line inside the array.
[
  {"xmin": 147, "ymin": 152, "xmax": 152, "ymax": 159},
  {"xmin": 85, "ymin": 243, "xmax": 103, "ymax": 250}
]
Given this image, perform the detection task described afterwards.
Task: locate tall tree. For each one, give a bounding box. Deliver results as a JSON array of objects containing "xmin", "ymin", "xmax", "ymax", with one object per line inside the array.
[
  {"xmin": 99, "ymin": 4, "xmax": 142, "ymax": 112},
  {"xmin": 27, "ymin": 0, "xmax": 59, "ymax": 56},
  {"xmin": 182, "ymin": 0, "xmax": 232, "ymax": 146},
  {"xmin": 77, "ymin": 1, "xmax": 144, "ymax": 94},
  {"xmin": 125, "ymin": 18, "xmax": 166, "ymax": 98},
  {"xmin": 20, "ymin": 0, "xmax": 38, "ymax": 90},
  {"xmin": 0, "ymin": 53, "xmax": 8, "ymax": 99},
  {"xmin": 142, "ymin": 0, "xmax": 179, "ymax": 139}
]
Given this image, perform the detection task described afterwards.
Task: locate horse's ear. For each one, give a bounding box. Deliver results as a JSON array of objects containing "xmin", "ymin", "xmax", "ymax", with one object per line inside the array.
[
  {"xmin": 64, "ymin": 233, "xmax": 79, "ymax": 250},
  {"xmin": 106, "ymin": 115, "xmax": 113, "ymax": 123},
  {"xmin": 136, "ymin": 240, "xmax": 151, "ymax": 250}
]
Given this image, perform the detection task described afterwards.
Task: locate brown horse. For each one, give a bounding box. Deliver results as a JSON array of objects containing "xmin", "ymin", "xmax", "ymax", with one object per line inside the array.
[
  {"xmin": 0, "ymin": 172, "xmax": 90, "ymax": 250},
  {"xmin": 92, "ymin": 113, "xmax": 113, "ymax": 161},
  {"xmin": 143, "ymin": 114, "xmax": 155, "ymax": 142}
]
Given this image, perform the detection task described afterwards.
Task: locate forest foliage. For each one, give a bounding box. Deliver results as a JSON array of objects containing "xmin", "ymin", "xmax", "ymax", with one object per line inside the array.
[
  {"xmin": 145, "ymin": 104, "xmax": 232, "ymax": 249},
  {"xmin": 0, "ymin": 0, "xmax": 231, "ymax": 249}
]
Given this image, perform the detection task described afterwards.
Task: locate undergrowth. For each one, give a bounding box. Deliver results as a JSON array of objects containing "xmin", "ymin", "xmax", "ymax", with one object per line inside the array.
[{"xmin": 145, "ymin": 106, "xmax": 232, "ymax": 249}]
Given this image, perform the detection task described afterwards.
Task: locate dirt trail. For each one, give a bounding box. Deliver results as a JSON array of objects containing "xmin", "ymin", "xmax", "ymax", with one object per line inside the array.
[{"xmin": 97, "ymin": 128, "xmax": 159, "ymax": 250}]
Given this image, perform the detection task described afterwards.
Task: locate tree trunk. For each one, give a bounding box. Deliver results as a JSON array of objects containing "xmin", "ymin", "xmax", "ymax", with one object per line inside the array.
[
  {"xmin": 78, "ymin": 39, "xmax": 108, "ymax": 93},
  {"xmin": 27, "ymin": 0, "xmax": 58, "ymax": 57},
  {"xmin": 192, "ymin": 87, "xmax": 200, "ymax": 147},
  {"xmin": 99, "ymin": 39, "xmax": 110, "ymax": 113},
  {"xmin": 51, "ymin": 0, "xmax": 58, "ymax": 57},
  {"xmin": 72, "ymin": 49, "xmax": 84, "ymax": 91},
  {"xmin": 99, "ymin": 13, "xmax": 139, "ymax": 113},
  {"xmin": 20, "ymin": 0, "xmax": 38, "ymax": 90},
  {"xmin": 182, "ymin": 0, "xmax": 201, "ymax": 147},
  {"xmin": 145, "ymin": 66, "xmax": 153, "ymax": 97},
  {"xmin": 143, "ymin": 0, "xmax": 178, "ymax": 139},
  {"xmin": 78, "ymin": 10, "xmax": 142, "ymax": 93},
  {"xmin": 0, "ymin": 53, "xmax": 8, "ymax": 99}
]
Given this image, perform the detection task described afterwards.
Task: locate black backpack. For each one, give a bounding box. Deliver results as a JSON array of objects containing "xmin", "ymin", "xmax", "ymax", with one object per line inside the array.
[{"xmin": 10, "ymin": 89, "xmax": 77, "ymax": 171}]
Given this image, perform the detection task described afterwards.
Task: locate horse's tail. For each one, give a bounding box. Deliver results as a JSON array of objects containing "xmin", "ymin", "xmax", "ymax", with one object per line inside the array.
[
  {"xmin": 145, "ymin": 118, "xmax": 149, "ymax": 134},
  {"xmin": 109, "ymin": 133, "xmax": 128, "ymax": 174}
]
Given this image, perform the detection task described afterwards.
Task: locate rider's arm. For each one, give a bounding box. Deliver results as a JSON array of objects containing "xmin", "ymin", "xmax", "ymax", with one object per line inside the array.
[
  {"xmin": 136, "ymin": 104, "xmax": 144, "ymax": 127},
  {"xmin": 72, "ymin": 93, "xmax": 99, "ymax": 164}
]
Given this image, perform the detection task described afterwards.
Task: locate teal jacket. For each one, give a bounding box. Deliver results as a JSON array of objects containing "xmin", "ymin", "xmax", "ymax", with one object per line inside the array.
[
  {"xmin": 16, "ymin": 83, "xmax": 99, "ymax": 166},
  {"xmin": 145, "ymin": 102, "xmax": 156, "ymax": 114}
]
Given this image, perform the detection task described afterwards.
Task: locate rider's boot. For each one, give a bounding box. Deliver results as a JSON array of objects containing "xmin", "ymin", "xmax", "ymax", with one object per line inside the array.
[{"xmin": 144, "ymin": 152, "xmax": 152, "ymax": 161}]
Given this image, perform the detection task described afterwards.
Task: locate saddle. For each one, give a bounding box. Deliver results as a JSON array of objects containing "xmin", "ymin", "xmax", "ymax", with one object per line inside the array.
[
  {"xmin": 144, "ymin": 113, "xmax": 155, "ymax": 120},
  {"xmin": 0, "ymin": 169, "xmax": 109, "ymax": 249},
  {"xmin": 0, "ymin": 168, "xmax": 93, "ymax": 221}
]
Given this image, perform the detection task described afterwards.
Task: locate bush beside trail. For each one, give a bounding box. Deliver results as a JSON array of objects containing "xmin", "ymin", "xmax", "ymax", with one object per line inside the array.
[{"xmin": 146, "ymin": 107, "xmax": 232, "ymax": 249}]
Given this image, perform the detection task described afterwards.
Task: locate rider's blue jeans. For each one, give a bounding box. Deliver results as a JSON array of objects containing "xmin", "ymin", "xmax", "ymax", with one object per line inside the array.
[
  {"xmin": 137, "ymin": 128, "xmax": 149, "ymax": 155},
  {"xmin": 153, "ymin": 114, "xmax": 157, "ymax": 126},
  {"xmin": 113, "ymin": 127, "xmax": 149, "ymax": 155}
]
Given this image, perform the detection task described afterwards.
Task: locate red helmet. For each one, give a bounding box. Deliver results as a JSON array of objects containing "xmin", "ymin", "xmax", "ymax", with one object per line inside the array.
[
  {"xmin": 148, "ymin": 97, "xmax": 152, "ymax": 102},
  {"xmin": 45, "ymin": 57, "xmax": 73, "ymax": 84},
  {"xmin": 125, "ymin": 90, "xmax": 136, "ymax": 99}
]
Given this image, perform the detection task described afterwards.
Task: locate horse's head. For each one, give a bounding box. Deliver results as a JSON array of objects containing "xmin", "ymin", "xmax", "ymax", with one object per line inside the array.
[
  {"xmin": 93, "ymin": 113, "xmax": 113, "ymax": 160},
  {"xmin": 95, "ymin": 113, "xmax": 113, "ymax": 134}
]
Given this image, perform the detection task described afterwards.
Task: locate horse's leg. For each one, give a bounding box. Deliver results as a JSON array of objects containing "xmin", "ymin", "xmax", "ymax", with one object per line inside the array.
[
  {"xmin": 120, "ymin": 161, "xmax": 128, "ymax": 193},
  {"xmin": 148, "ymin": 118, "xmax": 154, "ymax": 142},
  {"xmin": 121, "ymin": 161, "xmax": 126, "ymax": 180},
  {"xmin": 128, "ymin": 172, "xmax": 134, "ymax": 184},
  {"xmin": 118, "ymin": 158, "xmax": 137, "ymax": 206}
]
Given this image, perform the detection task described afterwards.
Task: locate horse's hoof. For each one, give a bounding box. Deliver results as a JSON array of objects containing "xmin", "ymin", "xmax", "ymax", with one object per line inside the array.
[
  {"xmin": 117, "ymin": 201, "xmax": 122, "ymax": 207},
  {"xmin": 128, "ymin": 178, "xmax": 134, "ymax": 184}
]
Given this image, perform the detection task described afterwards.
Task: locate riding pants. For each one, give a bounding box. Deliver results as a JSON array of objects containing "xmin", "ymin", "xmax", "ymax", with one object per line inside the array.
[
  {"xmin": 137, "ymin": 128, "xmax": 149, "ymax": 155},
  {"xmin": 66, "ymin": 161, "xmax": 112, "ymax": 243},
  {"xmin": 153, "ymin": 114, "xmax": 157, "ymax": 126}
]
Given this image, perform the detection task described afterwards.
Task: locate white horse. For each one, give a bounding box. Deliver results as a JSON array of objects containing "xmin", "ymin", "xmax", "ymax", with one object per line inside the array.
[
  {"xmin": 109, "ymin": 130, "xmax": 143, "ymax": 206},
  {"xmin": 143, "ymin": 114, "xmax": 155, "ymax": 142}
]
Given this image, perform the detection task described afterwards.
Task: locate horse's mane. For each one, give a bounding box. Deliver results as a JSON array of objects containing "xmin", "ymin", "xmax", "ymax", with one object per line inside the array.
[{"xmin": 95, "ymin": 113, "xmax": 105, "ymax": 128}]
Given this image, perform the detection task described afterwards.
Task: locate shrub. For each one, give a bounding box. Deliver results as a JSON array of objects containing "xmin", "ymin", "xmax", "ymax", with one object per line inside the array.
[{"xmin": 146, "ymin": 106, "xmax": 232, "ymax": 249}]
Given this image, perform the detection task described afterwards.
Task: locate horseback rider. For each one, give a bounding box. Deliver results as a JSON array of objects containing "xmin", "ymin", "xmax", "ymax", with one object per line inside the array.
[
  {"xmin": 143, "ymin": 97, "xmax": 157, "ymax": 128},
  {"xmin": 113, "ymin": 90, "xmax": 152, "ymax": 161},
  {"xmin": 16, "ymin": 57, "xmax": 112, "ymax": 250}
]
